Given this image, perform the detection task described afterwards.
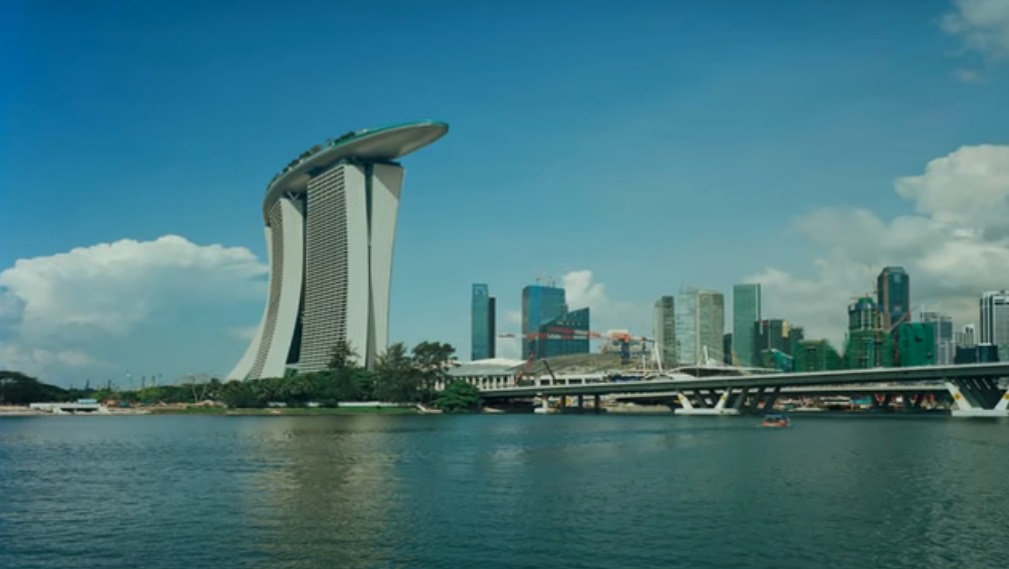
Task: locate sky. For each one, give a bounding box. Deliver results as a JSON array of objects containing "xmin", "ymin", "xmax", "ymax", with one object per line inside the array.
[{"xmin": 1, "ymin": 0, "xmax": 1008, "ymax": 386}]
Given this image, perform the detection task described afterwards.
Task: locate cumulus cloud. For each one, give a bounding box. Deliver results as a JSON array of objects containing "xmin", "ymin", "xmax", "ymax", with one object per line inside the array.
[
  {"xmin": 941, "ymin": 0, "xmax": 1009, "ymax": 60},
  {"xmin": 561, "ymin": 270, "xmax": 646, "ymax": 335},
  {"xmin": 0, "ymin": 235, "xmax": 267, "ymax": 381},
  {"xmin": 747, "ymin": 144, "xmax": 1009, "ymax": 347}
]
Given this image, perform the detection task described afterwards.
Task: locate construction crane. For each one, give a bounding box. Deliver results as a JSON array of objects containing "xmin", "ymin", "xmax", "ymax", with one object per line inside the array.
[{"xmin": 499, "ymin": 328, "xmax": 656, "ymax": 368}]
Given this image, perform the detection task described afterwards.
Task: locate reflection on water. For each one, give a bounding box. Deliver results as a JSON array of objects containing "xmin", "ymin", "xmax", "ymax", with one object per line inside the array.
[{"xmin": 1, "ymin": 414, "xmax": 1008, "ymax": 569}]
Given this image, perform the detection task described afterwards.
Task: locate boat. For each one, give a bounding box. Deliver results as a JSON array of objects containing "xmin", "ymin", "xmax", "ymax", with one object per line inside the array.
[{"xmin": 760, "ymin": 414, "xmax": 791, "ymax": 428}]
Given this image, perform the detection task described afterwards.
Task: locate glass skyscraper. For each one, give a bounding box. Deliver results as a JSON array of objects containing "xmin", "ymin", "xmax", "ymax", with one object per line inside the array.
[
  {"xmin": 732, "ymin": 283, "xmax": 761, "ymax": 366},
  {"xmin": 675, "ymin": 288, "xmax": 725, "ymax": 365},
  {"xmin": 522, "ymin": 285, "xmax": 589, "ymax": 359},
  {"xmin": 877, "ymin": 266, "xmax": 910, "ymax": 330},
  {"xmin": 980, "ymin": 291, "xmax": 1009, "ymax": 362},
  {"xmin": 653, "ymin": 296, "xmax": 677, "ymax": 368},
  {"xmin": 471, "ymin": 284, "xmax": 496, "ymax": 360}
]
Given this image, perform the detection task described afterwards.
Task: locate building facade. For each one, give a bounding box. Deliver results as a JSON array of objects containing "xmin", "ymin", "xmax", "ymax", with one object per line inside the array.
[
  {"xmin": 921, "ymin": 311, "xmax": 954, "ymax": 365},
  {"xmin": 522, "ymin": 284, "xmax": 590, "ymax": 359},
  {"xmin": 896, "ymin": 322, "xmax": 936, "ymax": 367},
  {"xmin": 980, "ymin": 291, "xmax": 1009, "ymax": 362},
  {"xmin": 877, "ymin": 266, "xmax": 910, "ymax": 330},
  {"xmin": 653, "ymin": 296, "xmax": 677, "ymax": 368},
  {"xmin": 471, "ymin": 284, "xmax": 496, "ymax": 360},
  {"xmin": 956, "ymin": 324, "xmax": 977, "ymax": 348},
  {"xmin": 675, "ymin": 288, "xmax": 725, "ymax": 365},
  {"xmin": 794, "ymin": 339, "xmax": 843, "ymax": 372},
  {"xmin": 844, "ymin": 296, "xmax": 892, "ymax": 369},
  {"xmin": 732, "ymin": 283, "xmax": 761, "ymax": 366},
  {"xmin": 228, "ymin": 122, "xmax": 449, "ymax": 380}
]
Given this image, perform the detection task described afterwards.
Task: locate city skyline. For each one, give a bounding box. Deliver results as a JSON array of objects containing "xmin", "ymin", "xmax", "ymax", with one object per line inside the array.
[{"xmin": 2, "ymin": 0, "xmax": 1008, "ymax": 384}]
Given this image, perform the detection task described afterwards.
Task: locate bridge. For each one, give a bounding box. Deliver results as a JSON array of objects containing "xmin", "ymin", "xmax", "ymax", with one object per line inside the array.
[{"xmin": 478, "ymin": 362, "xmax": 1009, "ymax": 418}]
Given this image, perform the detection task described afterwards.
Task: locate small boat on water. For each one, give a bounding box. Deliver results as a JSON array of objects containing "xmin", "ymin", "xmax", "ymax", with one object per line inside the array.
[{"xmin": 760, "ymin": 414, "xmax": 791, "ymax": 428}]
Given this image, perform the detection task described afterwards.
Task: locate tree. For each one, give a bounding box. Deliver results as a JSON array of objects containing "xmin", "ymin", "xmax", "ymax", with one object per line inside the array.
[
  {"xmin": 373, "ymin": 343, "xmax": 420, "ymax": 402},
  {"xmin": 435, "ymin": 381, "xmax": 483, "ymax": 413},
  {"xmin": 328, "ymin": 341, "xmax": 359, "ymax": 371},
  {"xmin": 0, "ymin": 371, "xmax": 69, "ymax": 405},
  {"xmin": 411, "ymin": 341, "xmax": 457, "ymax": 402}
]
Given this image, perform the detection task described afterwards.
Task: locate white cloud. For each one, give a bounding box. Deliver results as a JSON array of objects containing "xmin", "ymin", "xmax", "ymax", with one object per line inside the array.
[
  {"xmin": 561, "ymin": 270, "xmax": 647, "ymax": 335},
  {"xmin": 954, "ymin": 67, "xmax": 985, "ymax": 82},
  {"xmin": 942, "ymin": 0, "xmax": 1009, "ymax": 60},
  {"xmin": 0, "ymin": 235, "xmax": 267, "ymax": 381},
  {"xmin": 747, "ymin": 144, "xmax": 1009, "ymax": 347},
  {"xmin": 504, "ymin": 310, "xmax": 522, "ymax": 325},
  {"xmin": 228, "ymin": 325, "xmax": 260, "ymax": 341}
]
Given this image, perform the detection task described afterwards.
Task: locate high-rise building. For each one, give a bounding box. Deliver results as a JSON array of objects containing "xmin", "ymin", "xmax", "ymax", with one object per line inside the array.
[
  {"xmin": 844, "ymin": 296, "xmax": 892, "ymax": 369},
  {"xmin": 732, "ymin": 283, "xmax": 761, "ymax": 366},
  {"xmin": 471, "ymin": 284, "xmax": 496, "ymax": 360},
  {"xmin": 896, "ymin": 322, "xmax": 935, "ymax": 367},
  {"xmin": 675, "ymin": 288, "xmax": 724, "ymax": 365},
  {"xmin": 653, "ymin": 296, "xmax": 677, "ymax": 368},
  {"xmin": 980, "ymin": 291, "xmax": 1009, "ymax": 362},
  {"xmin": 794, "ymin": 339, "xmax": 843, "ymax": 372},
  {"xmin": 956, "ymin": 324, "xmax": 977, "ymax": 348},
  {"xmin": 753, "ymin": 319, "xmax": 803, "ymax": 365},
  {"xmin": 877, "ymin": 267, "xmax": 910, "ymax": 330},
  {"xmin": 723, "ymin": 333, "xmax": 733, "ymax": 365},
  {"xmin": 522, "ymin": 284, "xmax": 590, "ymax": 359},
  {"xmin": 921, "ymin": 311, "xmax": 954, "ymax": 365},
  {"xmin": 228, "ymin": 122, "xmax": 449, "ymax": 380}
]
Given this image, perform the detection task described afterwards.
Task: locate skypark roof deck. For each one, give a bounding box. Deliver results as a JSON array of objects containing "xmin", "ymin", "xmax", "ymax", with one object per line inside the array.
[{"xmin": 262, "ymin": 120, "xmax": 448, "ymax": 221}]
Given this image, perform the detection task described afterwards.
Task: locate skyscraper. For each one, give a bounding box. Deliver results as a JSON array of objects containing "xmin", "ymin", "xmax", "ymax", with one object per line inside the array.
[
  {"xmin": 877, "ymin": 267, "xmax": 910, "ymax": 330},
  {"xmin": 653, "ymin": 296, "xmax": 677, "ymax": 369},
  {"xmin": 921, "ymin": 311, "xmax": 954, "ymax": 365},
  {"xmin": 732, "ymin": 283, "xmax": 761, "ymax": 366},
  {"xmin": 980, "ymin": 291, "xmax": 1009, "ymax": 362},
  {"xmin": 956, "ymin": 324, "xmax": 976, "ymax": 348},
  {"xmin": 522, "ymin": 285, "xmax": 590, "ymax": 359},
  {"xmin": 228, "ymin": 122, "xmax": 449, "ymax": 380},
  {"xmin": 471, "ymin": 284, "xmax": 496, "ymax": 360},
  {"xmin": 675, "ymin": 288, "xmax": 725, "ymax": 365}
]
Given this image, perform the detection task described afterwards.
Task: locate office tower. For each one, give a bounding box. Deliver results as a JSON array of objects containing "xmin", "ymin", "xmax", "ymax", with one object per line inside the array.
[
  {"xmin": 980, "ymin": 291, "xmax": 1009, "ymax": 362},
  {"xmin": 471, "ymin": 284, "xmax": 496, "ymax": 360},
  {"xmin": 522, "ymin": 284, "xmax": 590, "ymax": 359},
  {"xmin": 722, "ymin": 333, "xmax": 733, "ymax": 365},
  {"xmin": 732, "ymin": 283, "xmax": 761, "ymax": 366},
  {"xmin": 921, "ymin": 311, "xmax": 954, "ymax": 365},
  {"xmin": 877, "ymin": 267, "xmax": 910, "ymax": 330},
  {"xmin": 675, "ymin": 288, "xmax": 725, "ymax": 365},
  {"xmin": 653, "ymin": 296, "xmax": 677, "ymax": 368},
  {"xmin": 228, "ymin": 122, "xmax": 449, "ymax": 380},
  {"xmin": 956, "ymin": 324, "xmax": 977, "ymax": 348},
  {"xmin": 753, "ymin": 319, "xmax": 803, "ymax": 366}
]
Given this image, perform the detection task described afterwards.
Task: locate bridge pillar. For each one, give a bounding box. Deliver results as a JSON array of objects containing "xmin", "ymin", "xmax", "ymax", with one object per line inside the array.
[
  {"xmin": 945, "ymin": 379, "xmax": 1009, "ymax": 417},
  {"xmin": 763, "ymin": 387, "xmax": 781, "ymax": 412},
  {"xmin": 732, "ymin": 388, "xmax": 750, "ymax": 411},
  {"xmin": 577, "ymin": 394, "xmax": 584, "ymax": 410},
  {"xmin": 593, "ymin": 394, "xmax": 601, "ymax": 414}
]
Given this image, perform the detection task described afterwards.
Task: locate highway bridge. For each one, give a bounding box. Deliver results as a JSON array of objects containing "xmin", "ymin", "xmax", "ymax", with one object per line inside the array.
[{"xmin": 478, "ymin": 362, "xmax": 1009, "ymax": 418}]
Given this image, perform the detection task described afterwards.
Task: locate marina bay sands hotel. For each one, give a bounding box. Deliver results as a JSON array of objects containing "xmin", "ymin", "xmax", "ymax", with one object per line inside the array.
[{"xmin": 228, "ymin": 121, "xmax": 449, "ymax": 380}]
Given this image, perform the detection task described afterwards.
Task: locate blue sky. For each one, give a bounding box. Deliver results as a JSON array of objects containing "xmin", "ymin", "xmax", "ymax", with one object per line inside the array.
[{"xmin": 2, "ymin": 0, "xmax": 1008, "ymax": 385}]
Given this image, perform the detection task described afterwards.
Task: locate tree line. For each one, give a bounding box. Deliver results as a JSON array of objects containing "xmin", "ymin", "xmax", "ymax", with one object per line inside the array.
[{"xmin": 0, "ymin": 341, "xmax": 484, "ymax": 413}]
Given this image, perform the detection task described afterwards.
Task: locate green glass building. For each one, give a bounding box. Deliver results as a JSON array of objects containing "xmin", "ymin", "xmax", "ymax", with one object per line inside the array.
[{"xmin": 732, "ymin": 283, "xmax": 761, "ymax": 366}]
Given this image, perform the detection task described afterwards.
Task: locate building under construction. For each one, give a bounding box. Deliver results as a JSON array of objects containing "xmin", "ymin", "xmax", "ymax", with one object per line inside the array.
[
  {"xmin": 794, "ymin": 339, "xmax": 843, "ymax": 372},
  {"xmin": 843, "ymin": 296, "xmax": 893, "ymax": 369}
]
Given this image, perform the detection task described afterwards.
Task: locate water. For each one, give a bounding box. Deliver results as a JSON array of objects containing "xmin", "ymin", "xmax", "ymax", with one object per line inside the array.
[{"xmin": 1, "ymin": 414, "xmax": 1007, "ymax": 569}]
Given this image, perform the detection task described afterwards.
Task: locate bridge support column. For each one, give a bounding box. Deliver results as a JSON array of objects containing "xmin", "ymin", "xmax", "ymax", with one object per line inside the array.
[
  {"xmin": 577, "ymin": 394, "xmax": 584, "ymax": 410},
  {"xmin": 733, "ymin": 388, "xmax": 750, "ymax": 411},
  {"xmin": 945, "ymin": 379, "xmax": 1009, "ymax": 417},
  {"xmin": 593, "ymin": 394, "xmax": 601, "ymax": 414},
  {"xmin": 763, "ymin": 387, "xmax": 781, "ymax": 412}
]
